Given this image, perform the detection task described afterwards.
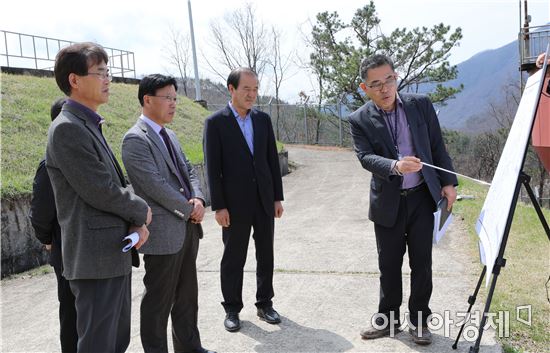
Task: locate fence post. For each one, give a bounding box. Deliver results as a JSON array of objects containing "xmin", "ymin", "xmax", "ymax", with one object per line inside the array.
[
  {"xmin": 32, "ymin": 36, "xmax": 38, "ymax": 69},
  {"xmin": 3, "ymin": 31, "xmax": 9, "ymax": 67},
  {"xmin": 121, "ymin": 50, "xmax": 125, "ymax": 78},
  {"xmin": 338, "ymin": 101, "xmax": 343, "ymax": 146},
  {"xmin": 303, "ymin": 103, "xmax": 308, "ymax": 145}
]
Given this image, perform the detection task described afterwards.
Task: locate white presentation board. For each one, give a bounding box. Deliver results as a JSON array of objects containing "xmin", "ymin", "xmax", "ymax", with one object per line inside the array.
[{"xmin": 475, "ymin": 66, "xmax": 546, "ymax": 286}]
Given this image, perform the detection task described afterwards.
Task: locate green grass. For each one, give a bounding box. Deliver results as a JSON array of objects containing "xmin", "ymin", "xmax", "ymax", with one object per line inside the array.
[
  {"xmin": 1, "ymin": 264, "xmax": 53, "ymax": 280},
  {"xmin": 1, "ymin": 73, "xmax": 286, "ymax": 200},
  {"xmin": 1, "ymin": 73, "xmax": 209, "ymax": 200},
  {"xmin": 453, "ymin": 177, "xmax": 550, "ymax": 353}
]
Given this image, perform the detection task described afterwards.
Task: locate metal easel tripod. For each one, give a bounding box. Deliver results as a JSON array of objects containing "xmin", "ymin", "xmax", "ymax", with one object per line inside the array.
[{"xmin": 452, "ymin": 172, "xmax": 550, "ymax": 352}]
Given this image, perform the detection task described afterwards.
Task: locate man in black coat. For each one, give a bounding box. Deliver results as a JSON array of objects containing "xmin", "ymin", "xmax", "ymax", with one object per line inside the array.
[
  {"xmin": 30, "ymin": 97, "xmax": 78, "ymax": 353},
  {"xmin": 204, "ymin": 67, "xmax": 284, "ymax": 332},
  {"xmin": 349, "ymin": 54, "xmax": 457, "ymax": 345}
]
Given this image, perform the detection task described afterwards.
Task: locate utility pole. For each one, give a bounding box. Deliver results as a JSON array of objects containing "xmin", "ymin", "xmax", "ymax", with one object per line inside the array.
[{"xmin": 188, "ymin": 0, "xmax": 202, "ymax": 103}]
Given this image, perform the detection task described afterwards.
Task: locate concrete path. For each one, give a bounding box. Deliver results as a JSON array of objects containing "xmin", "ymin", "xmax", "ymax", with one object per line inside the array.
[{"xmin": 1, "ymin": 145, "xmax": 501, "ymax": 353}]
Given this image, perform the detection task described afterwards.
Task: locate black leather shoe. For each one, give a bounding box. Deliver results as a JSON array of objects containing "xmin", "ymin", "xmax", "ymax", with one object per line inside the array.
[
  {"xmin": 257, "ymin": 307, "xmax": 281, "ymax": 324},
  {"xmin": 360, "ymin": 316, "xmax": 401, "ymax": 339},
  {"xmin": 409, "ymin": 326, "xmax": 432, "ymax": 345},
  {"xmin": 224, "ymin": 312, "xmax": 240, "ymax": 332},
  {"xmin": 188, "ymin": 348, "xmax": 217, "ymax": 353}
]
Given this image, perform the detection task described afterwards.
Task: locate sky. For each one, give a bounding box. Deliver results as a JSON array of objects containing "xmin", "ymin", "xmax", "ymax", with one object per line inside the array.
[{"xmin": 1, "ymin": 0, "xmax": 549, "ymax": 103}]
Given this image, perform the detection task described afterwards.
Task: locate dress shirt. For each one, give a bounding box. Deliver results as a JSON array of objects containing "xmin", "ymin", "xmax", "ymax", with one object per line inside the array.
[
  {"xmin": 140, "ymin": 115, "xmax": 193, "ymax": 200},
  {"xmin": 229, "ymin": 101, "xmax": 254, "ymax": 154},
  {"xmin": 375, "ymin": 94, "xmax": 423, "ymax": 189},
  {"xmin": 65, "ymin": 99, "xmax": 125, "ymax": 185},
  {"xmin": 66, "ymin": 99, "xmax": 105, "ymax": 131},
  {"xmin": 140, "ymin": 115, "xmax": 167, "ymax": 149}
]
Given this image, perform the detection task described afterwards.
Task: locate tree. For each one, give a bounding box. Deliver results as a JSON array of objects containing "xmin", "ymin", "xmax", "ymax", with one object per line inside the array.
[
  {"xmin": 204, "ymin": 3, "xmax": 271, "ymax": 85},
  {"xmin": 444, "ymin": 80, "xmax": 549, "ymax": 205},
  {"xmin": 267, "ymin": 27, "xmax": 294, "ymax": 139},
  {"xmin": 304, "ymin": 13, "xmax": 346, "ymax": 108},
  {"xmin": 163, "ymin": 26, "xmax": 192, "ymax": 97},
  {"xmin": 307, "ymin": 1, "xmax": 463, "ymax": 108}
]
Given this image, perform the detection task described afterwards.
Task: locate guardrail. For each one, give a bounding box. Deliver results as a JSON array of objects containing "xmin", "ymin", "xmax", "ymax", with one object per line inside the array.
[
  {"xmin": 519, "ymin": 24, "xmax": 550, "ymax": 71},
  {"xmin": 0, "ymin": 30, "xmax": 136, "ymax": 78}
]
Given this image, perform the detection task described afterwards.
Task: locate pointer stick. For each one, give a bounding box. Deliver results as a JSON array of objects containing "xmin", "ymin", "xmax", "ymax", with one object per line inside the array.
[{"xmin": 421, "ymin": 162, "xmax": 491, "ymax": 186}]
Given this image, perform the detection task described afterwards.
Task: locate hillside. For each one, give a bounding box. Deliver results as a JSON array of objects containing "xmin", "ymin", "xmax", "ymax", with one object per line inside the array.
[
  {"xmin": 435, "ymin": 40, "xmax": 520, "ymax": 132},
  {"xmin": 1, "ymin": 73, "xmax": 211, "ymax": 199}
]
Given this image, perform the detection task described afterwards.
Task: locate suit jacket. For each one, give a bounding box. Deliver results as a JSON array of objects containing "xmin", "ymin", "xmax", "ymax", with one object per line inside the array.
[
  {"xmin": 122, "ymin": 118, "xmax": 204, "ymax": 255},
  {"xmin": 46, "ymin": 104, "xmax": 149, "ymax": 280},
  {"xmin": 29, "ymin": 159, "xmax": 62, "ymax": 269},
  {"xmin": 349, "ymin": 93, "xmax": 458, "ymax": 228},
  {"xmin": 204, "ymin": 105, "xmax": 284, "ymax": 222}
]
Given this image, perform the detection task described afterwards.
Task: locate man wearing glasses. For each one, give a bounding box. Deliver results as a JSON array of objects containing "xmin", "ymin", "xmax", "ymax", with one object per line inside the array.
[
  {"xmin": 349, "ymin": 54, "xmax": 457, "ymax": 345},
  {"xmin": 122, "ymin": 74, "xmax": 215, "ymax": 353},
  {"xmin": 46, "ymin": 42, "xmax": 152, "ymax": 352}
]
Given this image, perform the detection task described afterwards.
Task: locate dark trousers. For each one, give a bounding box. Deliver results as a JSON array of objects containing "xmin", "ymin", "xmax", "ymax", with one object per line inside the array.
[
  {"xmin": 140, "ymin": 223, "xmax": 201, "ymax": 353},
  {"xmin": 220, "ymin": 198, "xmax": 275, "ymax": 313},
  {"xmin": 69, "ymin": 273, "xmax": 131, "ymax": 353},
  {"xmin": 54, "ymin": 266, "xmax": 78, "ymax": 353},
  {"xmin": 374, "ymin": 184, "xmax": 435, "ymax": 327}
]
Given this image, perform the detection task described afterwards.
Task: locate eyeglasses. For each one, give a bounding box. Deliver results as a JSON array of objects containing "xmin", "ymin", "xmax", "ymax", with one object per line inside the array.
[
  {"xmin": 365, "ymin": 75, "xmax": 398, "ymax": 91},
  {"xmin": 87, "ymin": 71, "xmax": 112, "ymax": 82},
  {"xmin": 148, "ymin": 95, "xmax": 178, "ymax": 103}
]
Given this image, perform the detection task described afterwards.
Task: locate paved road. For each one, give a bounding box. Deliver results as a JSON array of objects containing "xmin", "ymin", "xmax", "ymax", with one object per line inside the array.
[{"xmin": 1, "ymin": 145, "xmax": 501, "ymax": 353}]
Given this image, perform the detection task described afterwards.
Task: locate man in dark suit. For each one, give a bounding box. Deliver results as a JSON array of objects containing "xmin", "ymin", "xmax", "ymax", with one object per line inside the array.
[
  {"xmin": 349, "ymin": 54, "xmax": 458, "ymax": 345},
  {"xmin": 46, "ymin": 42, "xmax": 152, "ymax": 353},
  {"xmin": 30, "ymin": 97, "xmax": 78, "ymax": 353},
  {"xmin": 121, "ymin": 74, "xmax": 215, "ymax": 353},
  {"xmin": 204, "ymin": 67, "xmax": 284, "ymax": 332}
]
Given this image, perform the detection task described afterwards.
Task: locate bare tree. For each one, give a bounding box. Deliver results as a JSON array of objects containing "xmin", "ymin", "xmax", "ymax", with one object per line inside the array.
[
  {"xmin": 471, "ymin": 132, "xmax": 504, "ymax": 180},
  {"xmin": 487, "ymin": 81, "xmax": 522, "ymax": 130},
  {"xmin": 476, "ymin": 80, "xmax": 548, "ymax": 202},
  {"xmin": 267, "ymin": 27, "xmax": 294, "ymax": 139},
  {"xmin": 296, "ymin": 17, "xmax": 334, "ymax": 144},
  {"xmin": 162, "ymin": 26, "xmax": 192, "ymax": 97},
  {"xmin": 204, "ymin": 3, "xmax": 272, "ymax": 85}
]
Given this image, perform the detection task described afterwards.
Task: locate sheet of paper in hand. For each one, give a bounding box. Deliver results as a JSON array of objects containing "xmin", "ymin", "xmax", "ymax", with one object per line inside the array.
[
  {"xmin": 433, "ymin": 198, "xmax": 453, "ymax": 244},
  {"xmin": 122, "ymin": 232, "xmax": 139, "ymax": 252}
]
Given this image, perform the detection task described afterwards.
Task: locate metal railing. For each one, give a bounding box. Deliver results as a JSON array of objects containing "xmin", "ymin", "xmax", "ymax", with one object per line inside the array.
[
  {"xmin": 519, "ymin": 24, "xmax": 550, "ymax": 69},
  {"xmin": 0, "ymin": 30, "xmax": 136, "ymax": 78},
  {"xmin": 206, "ymin": 102, "xmax": 355, "ymax": 147}
]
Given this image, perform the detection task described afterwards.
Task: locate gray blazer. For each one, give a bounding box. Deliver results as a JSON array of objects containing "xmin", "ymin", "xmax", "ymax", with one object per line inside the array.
[
  {"xmin": 46, "ymin": 104, "xmax": 149, "ymax": 280},
  {"xmin": 122, "ymin": 118, "xmax": 204, "ymax": 255},
  {"xmin": 349, "ymin": 93, "xmax": 458, "ymax": 228}
]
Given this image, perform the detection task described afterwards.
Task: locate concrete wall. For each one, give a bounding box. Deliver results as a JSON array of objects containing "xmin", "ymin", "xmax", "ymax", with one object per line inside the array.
[
  {"xmin": 1, "ymin": 67, "xmax": 140, "ymax": 85},
  {"xmin": 0, "ymin": 153, "xmax": 289, "ymax": 278},
  {"xmin": 1, "ymin": 195, "xmax": 48, "ymax": 278}
]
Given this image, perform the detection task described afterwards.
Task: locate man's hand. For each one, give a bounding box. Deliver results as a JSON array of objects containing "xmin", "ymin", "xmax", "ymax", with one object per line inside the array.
[
  {"xmin": 215, "ymin": 208, "xmax": 230, "ymax": 228},
  {"xmin": 129, "ymin": 224, "xmax": 149, "ymax": 249},
  {"xmin": 536, "ymin": 53, "xmax": 549, "ymax": 69},
  {"xmin": 145, "ymin": 207, "xmax": 152, "ymax": 226},
  {"xmin": 189, "ymin": 198, "xmax": 205, "ymax": 224},
  {"xmin": 396, "ymin": 156, "xmax": 422, "ymax": 174},
  {"xmin": 441, "ymin": 185, "xmax": 457, "ymax": 211},
  {"xmin": 274, "ymin": 201, "xmax": 284, "ymax": 218}
]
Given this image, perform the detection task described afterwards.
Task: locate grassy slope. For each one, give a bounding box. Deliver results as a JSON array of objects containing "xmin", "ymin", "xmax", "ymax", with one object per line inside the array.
[
  {"xmin": 453, "ymin": 177, "xmax": 550, "ymax": 353},
  {"xmin": 1, "ymin": 73, "xmax": 210, "ymax": 199}
]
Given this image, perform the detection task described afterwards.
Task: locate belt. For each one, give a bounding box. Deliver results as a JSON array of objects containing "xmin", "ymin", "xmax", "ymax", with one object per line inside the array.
[{"xmin": 400, "ymin": 183, "xmax": 426, "ymax": 196}]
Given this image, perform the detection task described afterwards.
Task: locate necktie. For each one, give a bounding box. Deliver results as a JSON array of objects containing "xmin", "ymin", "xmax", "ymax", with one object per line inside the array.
[{"xmin": 159, "ymin": 128, "xmax": 192, "ymax": 199}]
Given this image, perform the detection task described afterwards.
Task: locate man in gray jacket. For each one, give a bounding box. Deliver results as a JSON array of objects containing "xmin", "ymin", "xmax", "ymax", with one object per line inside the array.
[
  {"xmin": 122, "ymin": 74, "xmax": 215, "ymax": 353},
  {"xmin": 46, "ymin": 42, "xmax": 151, "ymax": 353}
]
